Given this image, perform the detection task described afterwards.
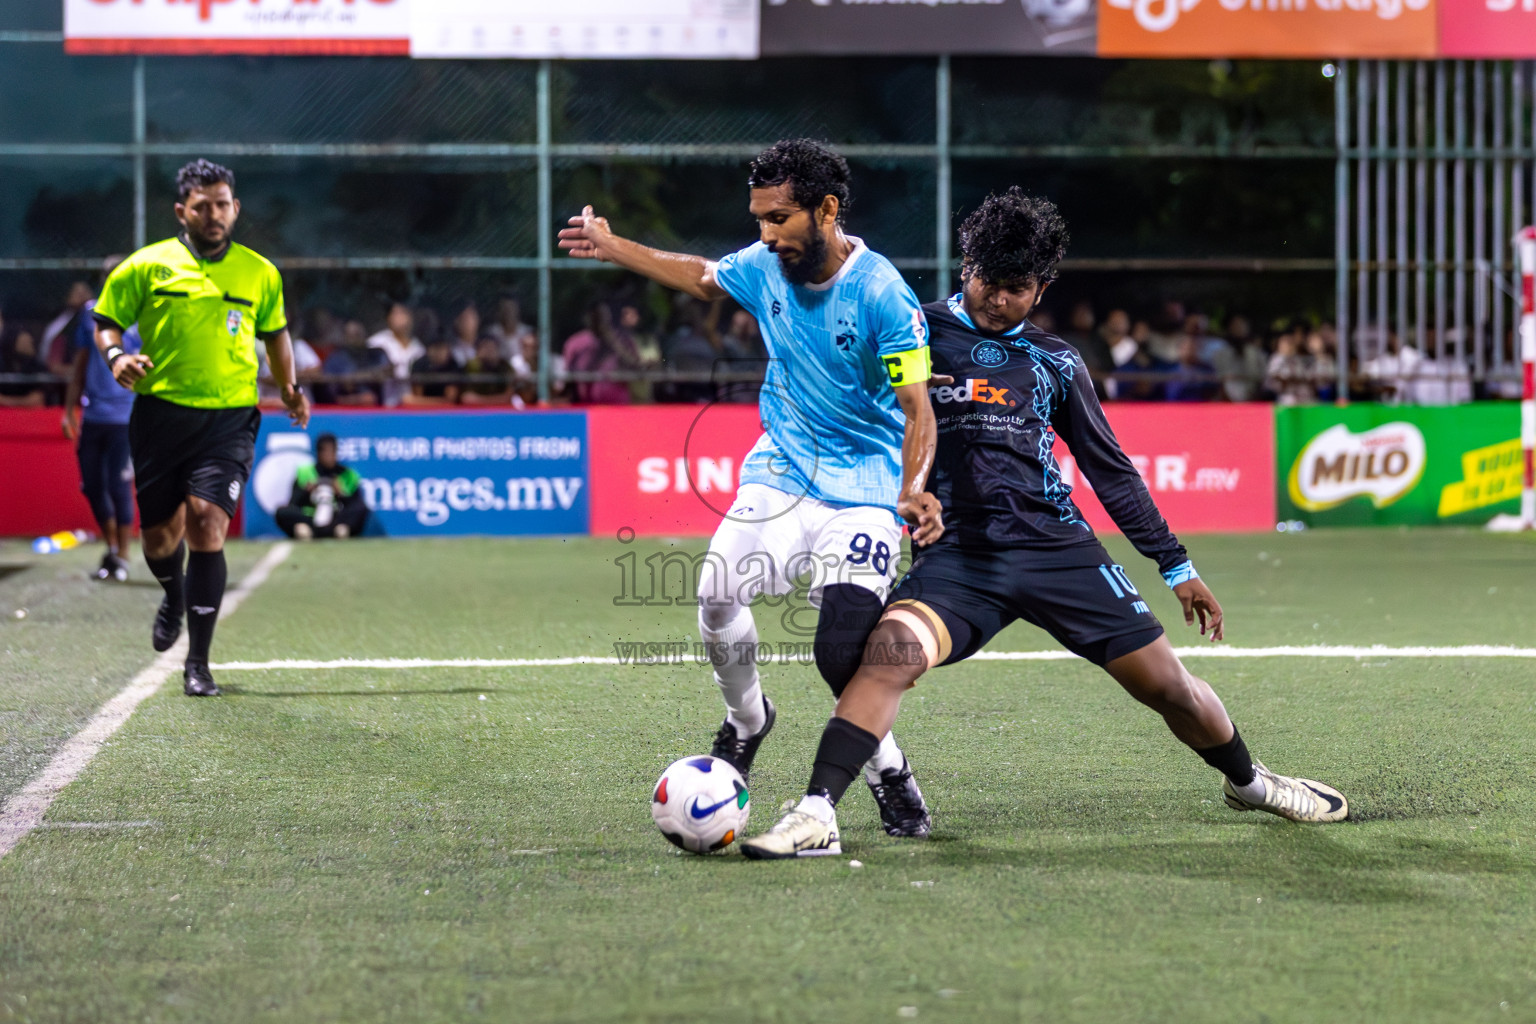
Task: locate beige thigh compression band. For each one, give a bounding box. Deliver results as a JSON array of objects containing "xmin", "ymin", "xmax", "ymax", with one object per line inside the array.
[{"xmin": 884, "ymin": 598, "xmax": 953, "ymax": 670}]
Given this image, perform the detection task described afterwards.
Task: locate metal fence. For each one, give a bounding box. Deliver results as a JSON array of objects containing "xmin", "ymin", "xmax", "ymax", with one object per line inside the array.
[
  {"xmin": 10, "ymin": 35, "xmax": 1533, "ymax": 401},
  {"xmin": 1334, "ymin": 60, "xmax": 1536, "ymax": 398}
]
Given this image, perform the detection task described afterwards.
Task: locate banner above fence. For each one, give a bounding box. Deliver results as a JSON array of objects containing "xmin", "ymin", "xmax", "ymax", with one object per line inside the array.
[
  {"xmin": 410, "ymin": 0, "xmax": 758, "ymax": 59},
  {"xmin": 1097, "ymin": 0, "xmax": 1439, "ymax": 58},
  {"xmin": 760, "ymin": 0, "xmax": 1096, "ymax": 56},
  {"xmin": 1439, "ymin": 0, "xmax": 1536, "ymax": 58},
  {"xmin": 64, "ymin": 0, "xmax": 411, "ymax": 55}
]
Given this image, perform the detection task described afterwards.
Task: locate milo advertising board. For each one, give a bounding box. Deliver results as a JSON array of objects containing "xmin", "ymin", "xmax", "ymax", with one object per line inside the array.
[{"xmin": 1276, "ymin": 404, "xmax": 1523, "ymax": 526}]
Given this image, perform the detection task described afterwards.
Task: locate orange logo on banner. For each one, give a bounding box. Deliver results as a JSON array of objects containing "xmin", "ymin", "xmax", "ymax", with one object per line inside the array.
[
  {"xmin": 1441, "ymin": 0, "xmax": 1536, "ymax": 57},
  {"xmin": 1097, "ymin": 0, "xmax": 1439, "ymax": 58}
]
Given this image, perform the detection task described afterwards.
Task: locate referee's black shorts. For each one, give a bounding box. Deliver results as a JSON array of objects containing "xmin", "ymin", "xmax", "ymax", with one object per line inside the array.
[
  {"xmin": 887, "ymin": 541, "xmax": 1165, "ymax": 668},
  {"xmin": 128, "ymin": 394, "xmax": 260, "ymax": 528}
]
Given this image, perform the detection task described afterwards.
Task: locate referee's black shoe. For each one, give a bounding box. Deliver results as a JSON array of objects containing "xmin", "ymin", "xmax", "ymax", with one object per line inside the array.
[
  {"xmin": 868, "ymin": 758, "xmax": 932, "ymax": 838},
  {"xmin": 152, "ymin": 597, "xmax": 183, "ymax": 652},
  {"xmin": 183, "ymin": 661, "xmax": 220, "ymax": 697}
]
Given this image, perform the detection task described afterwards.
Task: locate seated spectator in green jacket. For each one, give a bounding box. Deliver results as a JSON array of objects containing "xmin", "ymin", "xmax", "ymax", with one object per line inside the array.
[{"xmin": 275, "ymin": 433, "xmax": 369, "ymax": 540}]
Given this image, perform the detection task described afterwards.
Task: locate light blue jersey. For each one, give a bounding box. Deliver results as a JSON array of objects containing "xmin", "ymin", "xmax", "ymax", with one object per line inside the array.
[{"xmin": 712, "ymin": 238, "xmax": 928, "ymax": 513}]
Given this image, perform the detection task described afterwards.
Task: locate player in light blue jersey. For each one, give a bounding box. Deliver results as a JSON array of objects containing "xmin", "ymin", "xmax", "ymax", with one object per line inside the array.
[{"xmin": 560, "ymin": 139, "xmax": 944, "ymax": 837}]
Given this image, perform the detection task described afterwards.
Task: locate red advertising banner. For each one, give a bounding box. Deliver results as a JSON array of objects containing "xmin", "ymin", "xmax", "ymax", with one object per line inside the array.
[
  {"xmin": 1440, "ymin": 0, "xmax": 1536, "ymax": 57},
  {"xmin": 0, "ymin": 410, "xmax": 100, "ymax": 538},
  {"xmin": 585, "ymin": 404, "xmax": 764, "ymax": 538},
  {"xmin": 1097, "ymin": 0, "xmax": 1439, "ymax": 58},
  {"xmin": 1053, "ymin": 403, "xmax": 1275, "ymax": 534},
  {"xmin": 585, "ymin": 401, "xmax": 1274, "ymax": 540}
]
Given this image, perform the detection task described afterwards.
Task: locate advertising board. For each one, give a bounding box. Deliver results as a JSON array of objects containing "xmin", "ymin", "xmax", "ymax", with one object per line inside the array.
[
  {"xmin": 761, "ymin": 0, "xmax": 1097, "ymax": 56},
  {"xmin": 1276, "ymin": 403, "xmax": 1522, "ymax": 526},
  {"xmin": 1439, "ymin": 0, "xmax": 1536, "ymax": 58},
  {"xmin": 585, "ymin": 404, "xmax": 764, "ymax": 538},
  {"xmin": 243, "ymin": 411, "xmax": 589, "ymax": 538},
  {"xmin": 1097, "ymin": 0, "xmax": 1439, "ymax": 58},
  {"xmin": 64, "ymin": 0, "xmax": 410, "ymax": 55},
  {"xmin": 1053, "ymin": 403, "xmax": 1276, "ymax": 535}
]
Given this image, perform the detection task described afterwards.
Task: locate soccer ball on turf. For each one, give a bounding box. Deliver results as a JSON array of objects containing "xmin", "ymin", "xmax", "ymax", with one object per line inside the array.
[{"xmin": 650, "ymin": 755, "xmax": 750, "ymax": 854}]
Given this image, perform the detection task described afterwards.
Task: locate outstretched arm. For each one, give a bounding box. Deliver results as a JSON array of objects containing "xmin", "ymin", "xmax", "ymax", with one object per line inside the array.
[
  {"xmin": 557, "ymin": 205, "xmax": 728, "ymax": 302},
  {"xmin": 1056, "ymin": 354, "xmax": 1220, "ymax": 638}
]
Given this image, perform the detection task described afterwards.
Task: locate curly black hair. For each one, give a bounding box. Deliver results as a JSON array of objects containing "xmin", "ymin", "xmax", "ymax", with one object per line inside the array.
[
  {"xmin": 958, "ymin": 187, "xmax": 1069, "ymax": 287},
  {"xmin": 747, "ymin": 139, "xmax": 852, "ymax": 222},
  {"xmin": 176, "ymin": 159, "xmax": 235, "ymax": 201}
]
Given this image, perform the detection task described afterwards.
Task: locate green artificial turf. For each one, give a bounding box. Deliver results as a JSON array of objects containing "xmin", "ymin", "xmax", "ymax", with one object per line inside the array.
[{"xmin": 1, "ymin": 529, "xmax": 1534, "ymax": 1023}]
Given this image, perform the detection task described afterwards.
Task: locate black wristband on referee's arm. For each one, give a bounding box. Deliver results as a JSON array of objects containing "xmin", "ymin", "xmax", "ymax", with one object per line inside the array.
[{"xmin": 104, "ymin": 345, "xmax": 126, "ymax": 368}]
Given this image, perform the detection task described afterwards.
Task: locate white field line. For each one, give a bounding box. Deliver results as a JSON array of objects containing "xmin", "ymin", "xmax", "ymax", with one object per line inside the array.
[
  {"xmin": 209, "ymin": 644, "xmax": 1536, "ymax": 672},
  {"xmin": 0, "ymin": 542, "xmax": 293, "ymax": 860}
]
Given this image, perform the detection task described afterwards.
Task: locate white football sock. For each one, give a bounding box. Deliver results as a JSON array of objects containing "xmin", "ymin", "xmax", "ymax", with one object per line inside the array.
[
  {"xmin": 1230, "ymin": 770, "xmax": 1267, "ymax": 804},
  {"xmin": 863, "ymin": 731, "xmax": 906, "ymax": 782},
  {"xmin": 699, "ymin": 604, "xmax": 764, "ymax": 736},
  {"xmin": 796, "ymin": 793, "xmax": 836, "ymax": 823}
]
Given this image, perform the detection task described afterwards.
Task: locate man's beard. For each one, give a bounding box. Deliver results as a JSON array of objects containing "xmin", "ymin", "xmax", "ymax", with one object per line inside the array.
[
  {"xmin": 185, "ymin": 225, "xmax": 229, "ymax": 255},
  {"xmin": 775, "ymin": 229, "xmax": 829, "ymax": 287}
]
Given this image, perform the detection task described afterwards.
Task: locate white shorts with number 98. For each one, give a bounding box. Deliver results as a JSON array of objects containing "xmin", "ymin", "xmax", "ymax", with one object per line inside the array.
[{"xmin": 702, "ymin": 482, "xmax": 904, "ymax": 612}]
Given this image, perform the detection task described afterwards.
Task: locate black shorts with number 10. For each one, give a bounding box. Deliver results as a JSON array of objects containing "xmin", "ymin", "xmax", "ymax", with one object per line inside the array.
[
  {"xmin": 128, "ymin": 394, "xmax": 260, "ymax": 528},
  {"xmin": 888, "ymin": 541, "xmax": 1165, "ymax": 668}
]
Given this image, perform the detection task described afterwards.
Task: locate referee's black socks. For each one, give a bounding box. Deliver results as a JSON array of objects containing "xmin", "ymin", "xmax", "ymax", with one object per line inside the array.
[
  {"xmin": 185, "ymin": 549, "xmax": 227, "ymax": 666},
  {"xmin": 807, "ymin": 717, "xmax": 882, "ymax": 805},
  {"xmin": 145, "ymin": 542, "xmax": 186, "ymax": 613}
]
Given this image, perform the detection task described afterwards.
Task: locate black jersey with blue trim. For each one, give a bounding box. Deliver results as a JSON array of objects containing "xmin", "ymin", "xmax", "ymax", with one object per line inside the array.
[{"xmin": 921, "ymin": 296, "xmax": 1188, "ymax": 574}]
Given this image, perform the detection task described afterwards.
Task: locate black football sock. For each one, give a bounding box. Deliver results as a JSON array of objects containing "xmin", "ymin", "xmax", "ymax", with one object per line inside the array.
[
  {"xmin": 145, "ymin": 542, "xmax": 186, "ymax": 611},
  {"xmin": 1194, "ymin": 726, "xmax": 1256, "ymax": 786},
  {"xmin": 806, "ymin": 717, "xmax": 882, "ymax": 806},
  {"xmin": 184, "ymin": 549, "xmax": 227, "ymax": 666}
]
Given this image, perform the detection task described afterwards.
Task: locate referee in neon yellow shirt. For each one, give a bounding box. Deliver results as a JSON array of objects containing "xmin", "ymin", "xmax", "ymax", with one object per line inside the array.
[{"xmin": 93, "ymin": 160, "xmax": 310, "ymax": 697}]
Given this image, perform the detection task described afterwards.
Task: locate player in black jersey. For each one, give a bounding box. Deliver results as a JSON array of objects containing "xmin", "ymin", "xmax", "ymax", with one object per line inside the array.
[{"xmin": 741, "ymin": 188, "xmax": 1348, "ymax": 859}]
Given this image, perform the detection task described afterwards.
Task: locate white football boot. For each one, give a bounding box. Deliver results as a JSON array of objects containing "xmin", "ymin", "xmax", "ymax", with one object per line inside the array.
[
  {"xmin": 1223, "ymin": 762, "xmax": 1348, "ymax": 823},
  {"xmin": 740, "ymin": 807, "xmax": 842, "ymax": 860}
]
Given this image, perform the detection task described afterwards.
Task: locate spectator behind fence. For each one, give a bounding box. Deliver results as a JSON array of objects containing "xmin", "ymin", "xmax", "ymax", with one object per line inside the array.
[
  {"xmin": 40, "ymin": 281, "xmax": 94, "ymax": 375},
  {"xmin": 1101, "ymin": 309, "xmax": 1134, "ymax": 398},
  {"xmin": 1165, "ymin": 336, "xmax": 1221, "ymax": 402},
  {"xmin": 0, "ymin": 319, "xmax": 52, "ymax": 408},
  {"xmin": 564, "ymin": 303, "xmax": 633, "ymax": 405},
  {"xmin": 718, "ymin": 308, "xmax": 766, "ymax": 404},
  {"xmin": 1224, "ymin": 315, "xmax": 1268, "ymax": 401},
  {"xmin": 616, "ymin": 303, "xmax": 661, "ymax": 403},
  {"xmin": 367, "ymin": 302, "xmax": 424, "ymax": 397},
  {"xmin": 404, "ymin": 333, "xmax": 461, "ymax": 407},
  {"xmin": 1264, "ymin": 330, "xmax": 1315, "ymax": 405},
  {"xmin": 447, "ymin": 299, "xmax": 479, "ymax": 367},
  {"xmin": 1147, "ymin": 300, "xmax": 1186, "ymax": 362},
  {"xmin": 661, "ymin": 296, "xmax": 722, "ymax": 403},
  {"xmin": 1406, "ymin": 329, "xmax": 1472, "ymax": 406},
  {"xmin": 257, "ymin": 313, "xmax": 321, "ymax": 403},
  {"xmin": 317, "ymin": 320, "xmax": 388, "ymax": 406},
  {"xmin": 1059, "ymin": 301, "xmax": 1114, "ymax": 398},
  {"xmin": 1359, "ymin": 329, "xmax": 1420, "ymax": 405},
  {"xmin": 1187, "ymin": 313, "xmax": 1237, "ymax": 400},
  {"xmin": 1307, "ymin": 330, "xmax": 1338, "ymax": 404},
  {"xmin": 1113, "ymin": 319, "xmax": 1171, "ymax": 401},
  {"xmin": 488, "ymin": 291, "xmax": 536, "ymax": 364},
  {"xmin": 275, "ymin": 433, "xmax": 368, "ymax": 541},
  {"xmin": 461, "ymin": 335, "xmax": 515, "ymax": 406},
  {"xmin": 508, "ymin": 326, "xmax": 545, "ymax": 407}
]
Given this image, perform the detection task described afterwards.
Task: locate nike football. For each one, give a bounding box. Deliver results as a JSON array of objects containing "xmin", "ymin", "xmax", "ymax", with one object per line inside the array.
[{"xmin": 650, "ymin": 755, "xmax": 750, "ymax": 854}]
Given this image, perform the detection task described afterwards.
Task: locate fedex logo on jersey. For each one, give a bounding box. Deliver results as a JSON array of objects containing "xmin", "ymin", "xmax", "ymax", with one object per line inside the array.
[{"xmin": 930, "ymin": 379, "xmax": 1018, "ymax": 408}]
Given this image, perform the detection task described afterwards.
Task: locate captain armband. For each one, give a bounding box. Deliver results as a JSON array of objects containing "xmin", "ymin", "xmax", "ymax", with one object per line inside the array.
[
  {"xmin": 1162, "ymin": 561, "xmax": 1199, "ymax": 589},
  {"xmin": 882, "ymin": 346, "xmax": 932, "ymax": 387}
]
